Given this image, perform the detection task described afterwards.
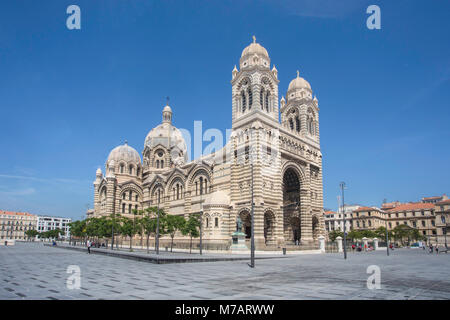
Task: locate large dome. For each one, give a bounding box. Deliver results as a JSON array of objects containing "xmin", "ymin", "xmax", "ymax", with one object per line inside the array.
[
  {"xmin": 107, "ymin": 142, "xmax": 141, "ymax": 165},
  {"xmin": 288, "ymin": 71, "xmax": 311, "ymax": 91},
  {"xmin": 144, "ymin": 106, "xmax": 188, "ymax": 164}
]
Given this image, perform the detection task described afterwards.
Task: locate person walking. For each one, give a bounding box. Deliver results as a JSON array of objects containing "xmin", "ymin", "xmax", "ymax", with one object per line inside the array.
[
  {"xmin": 87, "ymin": 240, "xmax": 91, "ymax": 254},
  {"xmin": 435, "ymin": 244, "xmax": 439, "ymax": 254}
]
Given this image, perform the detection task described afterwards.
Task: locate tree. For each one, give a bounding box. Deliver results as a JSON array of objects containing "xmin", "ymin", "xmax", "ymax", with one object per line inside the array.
[
  {"xmin": 140, "ymin": 215, "xmax": 157, "ymax": 253},
  {"xmin": 392, "ymin": 224, "xmax": 412, "ymax": 246},
  {"xmin": 328, "ymin": 230, "xmax": 344, "ymax": 242},
  {"xmin": 182, "ymin": 215, "xmax": 200, "ymax": 254},
  {"xmin": 120, "ymin": 216, "xmax": 137, "ymax": 251},
  {"xmin": 25, "ymin": 229, "xmax": 39, "ymax": 241},
  {"xmin": 145, "ymin": 207, "xmax": 167, "ymax": 252},
  {"xmin": 165, "ymin": 215, "xmax": 186, "ymax": 252},
  {"xmin": 347, "ymin": 230, "xmax": 362, "ymax": 242}
]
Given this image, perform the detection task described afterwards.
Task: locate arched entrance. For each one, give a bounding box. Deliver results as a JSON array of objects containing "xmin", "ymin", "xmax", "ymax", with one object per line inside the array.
[
  {"xmin": 283, "ymin": 167, "xmax": 301, "ymax": 243},
  {"xmin": 290, "ymin": 216, "xmax": 301, "ymax": 244},
  {"xmin": 264, "ymin": 211, "xmax": 276, "ymax": 245},
  {"xmin": 238, "ymin": 210, "xmax": 252, "ymax": 239}
]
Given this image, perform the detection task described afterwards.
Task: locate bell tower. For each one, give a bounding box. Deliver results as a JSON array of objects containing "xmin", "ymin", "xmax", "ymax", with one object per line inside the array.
[{"xmin": 231, "ymin": 36, "xmax": 280, "ymax": 130}]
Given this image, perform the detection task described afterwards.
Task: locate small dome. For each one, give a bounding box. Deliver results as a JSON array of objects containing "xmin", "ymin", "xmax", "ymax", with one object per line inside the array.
[
  {"xmin": 96, "ymin": 168, "xmax": 102, "ymax": 176},
  {"xmin": 204, "ymin": 191, "xmax": 230, "ymax": 206},
  {"xmin": 288, "ymin": 70, "xmax": 311, "ymax": 91},
  {"xmin": 107, "ymin": 142, "xmax": 141, "ymax": 166},
  {"xmin": 241, "ymin": 42, "xmax": 269, "ymax": 59},
  {"xmin": 239, "ymin": 36, "xmax": 270, "ymax": 70},
  {"xmin": 163, "ymin": 105, "xmax": 172, "ymax": 113}
]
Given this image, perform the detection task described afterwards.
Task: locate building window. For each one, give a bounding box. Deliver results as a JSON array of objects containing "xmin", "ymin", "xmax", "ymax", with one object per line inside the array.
[{"xmin": 215, "ymin": 217, "xmax": 219, "ymax": 228}]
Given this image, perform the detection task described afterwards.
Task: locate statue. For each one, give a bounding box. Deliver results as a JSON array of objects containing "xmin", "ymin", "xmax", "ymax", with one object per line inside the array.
[{"xmin": 236, "ymin": 216, "xmax": 243, "ymax": 232}]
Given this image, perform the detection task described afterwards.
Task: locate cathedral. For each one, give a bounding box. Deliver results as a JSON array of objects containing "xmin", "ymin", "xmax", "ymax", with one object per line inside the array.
[{"xmin": 92, "ymin": 38, "xmax": 325, "ymax": 249}]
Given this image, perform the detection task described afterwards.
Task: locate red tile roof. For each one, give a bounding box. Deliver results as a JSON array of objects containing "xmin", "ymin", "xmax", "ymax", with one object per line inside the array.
[
  {"xmin": 387, "ymin": 202, "xmax": 434, "ymax": 212},
  {"xmin": 353, "ymin": 206, "xmax": 378, "ymax": 212},
  {"xmin": 436, "ymin": 199, "xmax": 450, "ymax": 205},
  {"xmin": 0, "ymin": 210, "xmax": 35, "ymax": 217},
  {"xmin": 324, "ymin": 211, "xmax": 336, "ymax": 215},
  {"xmin": 422, "ymin": 196, "xmax": 442, "ymax": 200}
]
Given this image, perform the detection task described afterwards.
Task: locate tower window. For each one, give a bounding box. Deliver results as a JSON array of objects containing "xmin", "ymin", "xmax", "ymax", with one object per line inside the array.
[
  {"xmin": 265, "ymin": 92, "xmax": 270, "ymax": 112},
  {"xmin": 295, "ymin": 117, "xmax": 300, "ymax": 132},
  {"xmin": 289, "ymin": 119, "xmax": 294, "ymax": 130},
  {"xmin": 248, "ymin": 88, "xmax": 253, "ymax": 109},
  {"xmin": 260, "ymin": 88, "xmax": 264, "ymax": 109},
  {"xmin": 241, "ymin": 91, "xmax": 246, "ymax": 113}
]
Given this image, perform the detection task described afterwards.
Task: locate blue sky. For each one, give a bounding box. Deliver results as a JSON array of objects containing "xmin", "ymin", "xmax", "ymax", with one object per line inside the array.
[{"xmin": 0, "ymin": 0, "xmax": 449, "ymax": 219}]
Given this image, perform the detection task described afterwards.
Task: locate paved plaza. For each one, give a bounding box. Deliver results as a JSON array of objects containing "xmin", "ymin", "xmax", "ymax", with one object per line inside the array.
[{"xmin": 1, "ymin": 242, "xmax": 449, "ymax": 300}]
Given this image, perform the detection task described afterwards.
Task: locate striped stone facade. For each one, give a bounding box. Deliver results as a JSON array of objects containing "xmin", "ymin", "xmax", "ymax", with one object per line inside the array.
[{"xmin": 92, "ymin": 39, "xmax": 325, "ymax": 249}]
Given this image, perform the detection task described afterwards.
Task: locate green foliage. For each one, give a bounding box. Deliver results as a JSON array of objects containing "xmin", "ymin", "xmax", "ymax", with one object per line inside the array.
[
  {"xmin": 165, "ymin": 214, "xmax": 186, "ymax": 252},
  {"xmin": 25, "ymin": 229, "xmax": 39, "ymax": 239},
  {"xmin": 328, "ymin": 230, "xmax": 344, "ymax": 241},
  {"xmin": 182, "ymin": 215, "xmax": 201, "ymax": 254}
]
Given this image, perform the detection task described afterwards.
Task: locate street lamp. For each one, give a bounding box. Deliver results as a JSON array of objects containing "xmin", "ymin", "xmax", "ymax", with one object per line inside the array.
[
  {"xmin": 199, "ymin": 184, "xmax": 203, "ymax": 255},
  {"xmin": 156, "ymin": 192, "xmax": 160, "ymax": 255},
  {"xmin": 249, "ymin": 162, "xmax": 255, "ymax": 268},
  {"xmin": 340, "ymin": 182, "xmax": 347, "ymax": 260},
  {"xmin": 111, "ymin": 211, "xmax": 115, "ymax": 250},
  {"xmin": 383, "ymin": 199, "xmax": 389, "ymax": 256}
]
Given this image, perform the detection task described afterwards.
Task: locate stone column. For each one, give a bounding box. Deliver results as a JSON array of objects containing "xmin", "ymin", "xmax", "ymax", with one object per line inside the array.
[
  {"xmin": 373, "ymin": 238, "xmax": 379, "ymax": 250},
  {"xmin": 318, "ymin": 235, "xmax": 325, "ymax": 253},
  {"xmin": 336, "ymin": 236, "xmax": 343, "ymax": 253}
]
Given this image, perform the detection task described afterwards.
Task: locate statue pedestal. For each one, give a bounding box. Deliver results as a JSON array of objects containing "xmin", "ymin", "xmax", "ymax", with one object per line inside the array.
[{"xmin": 230, "ymin": 232, "xmax": 248, "ymax": 251}]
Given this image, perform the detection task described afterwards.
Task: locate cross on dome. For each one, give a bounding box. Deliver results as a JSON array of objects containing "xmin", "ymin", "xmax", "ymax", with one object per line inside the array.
[{"xmin": 252, "ymin": 35, "xmax": 256, "ymax": 43}]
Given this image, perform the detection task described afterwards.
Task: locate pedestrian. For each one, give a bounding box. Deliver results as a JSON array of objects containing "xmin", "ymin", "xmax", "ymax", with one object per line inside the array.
[
  {"xmin": 435, "ymin": 244, "xmax": 439, "ymax": 254},
  {"xmin": 351, "ymin": 244, "xmax": 355, "ymax": 252},
  {"xmin": 87, "ymin": 240, "xmax": 91, "ymax": 254},
  {"xmin": 429, "ymin": 244, "xmax": 433, "ymax": 254}
]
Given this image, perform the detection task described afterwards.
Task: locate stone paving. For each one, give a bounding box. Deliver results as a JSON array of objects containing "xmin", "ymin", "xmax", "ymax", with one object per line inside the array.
[{"xmin": 1, "ymin": 242, "xmax": 449, "ymax": 300}]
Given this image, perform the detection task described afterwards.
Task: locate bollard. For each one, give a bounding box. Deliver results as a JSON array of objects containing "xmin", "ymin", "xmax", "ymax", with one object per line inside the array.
[
  {"xmin": 336, "ymin": 236, "xmax": 343, "ymax": 253},
  {"xmin": 318, "ymin": 235, "xmax": 325, "ymax": 253}
]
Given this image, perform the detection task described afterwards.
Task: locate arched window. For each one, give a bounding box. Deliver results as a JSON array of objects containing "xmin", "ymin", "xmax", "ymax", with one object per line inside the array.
[
  {"xmin": 161, "ymin": 160, "xmax": 164, "ymax": 168},
  {"xmin": 241, "ymin": 91, "xmax": 246, "ymax": 113},
  {"xmin": 129, "ymin": 191, "xmax": 132, "ymax": 201},
  {"xmin": 122, "ymin": 193, "xmax": 126, "ymax": 200},
  {"xmin": 156, "ymin": 160, "xmax": 160, "ymax": 169},
  {"xmin": 176, "ymin": 184, "xmax": 180, "ymax": 200},
  {"xmin": 122, "ymin": 203, "xmax": 125, "ymax": 213},
  {"xmin": 199, "ymin": 177, "xmax": 204, "ymax": 195},
  {"xmin": 129, "ymin": 165, "xmax": 133, "ymax": 175},
  {"xmin": 265, "ymin": 91, "xmax": 270, "ymax": 112},
  {"xmin": 295, "ymin": 116, "xmax": 300, "ymax": 132},
  {"xmin": 135, "ymin": 195, "xmax": 138, "ymax": 202},
  {"xmin": 289, "ymin": 118, "xmax": 294, "ymax": 130},
  {"xmin": 195, "ymin": 181, "xmax": 198, "ymax": 195},
  {"xmin": 206, "ymin": 217, "xmax": 209, "ymax": 228},
  {"xmin": 215, "ymin": 217, "xmax": 219, "ymax": 227},
  {"xmin": 120, "ymin": 164, "xmax": 124, "ymax": 174},
  {"xmin": 136, "ymin": 167, "xmax": 140, "ymax": 176},
  {"xmin": 260, "ymin": 88, "xmax": 264, "ymax": 109},
  {"xmin": 248, "ymin": 88, "xmax": 253, "ymax": 110}
]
